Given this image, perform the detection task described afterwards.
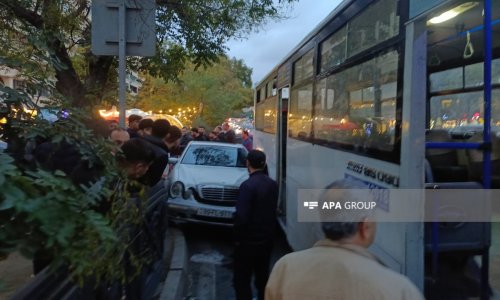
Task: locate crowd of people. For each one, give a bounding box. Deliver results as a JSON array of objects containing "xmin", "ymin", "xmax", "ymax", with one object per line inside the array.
[
  {"xmin": 112, "ymin": 116, "xmax": 421, "ymax": 300},
  {"xmin": 109, "ymin": 115, "xmax": 422, "ymax": 300},
  {"xmin": 178, "ymin": 121, "xmax": 252, "ymax": 151},
  {"xmin": 24, "ymin": 109, "xmax": 426, "ymax": 300},
  {"xmin": 107, "ymin": 115, "xmax": 253, "ymax": 186},
  {"xmin": 26, "ymin": 111, "xmax": 424, "ymax": 299}
]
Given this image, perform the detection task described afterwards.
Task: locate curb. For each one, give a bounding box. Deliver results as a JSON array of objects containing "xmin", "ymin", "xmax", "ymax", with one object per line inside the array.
[{"xmin": 159, "ymin": 228, "xmax": 188, "ymax": 300}]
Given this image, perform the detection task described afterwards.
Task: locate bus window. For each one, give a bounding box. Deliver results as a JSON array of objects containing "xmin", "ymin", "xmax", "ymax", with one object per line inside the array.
[
  {"xmin": 288, "ymin": 83, "xmax": 312, "ymax": 139},
  {"xmin": 465, "ymin": 58, "xmax": 500, "ymax": 88},
  {"xmin": 430, "ymin": 90, "xmax": 500, "ymax": 134},
  {"xmin": 293, "ymin": 49, "xmax": 314, "ymax": 85},
  {"xmin": 429, "ymin": 58, "xmax": 500, "ymax": 133},
  {"xmin": 267, "ymin": 80, "xmax": 273, "ymax": 98},
  {"xmin": 313, "ymin": 50, "xmax": 399, "ymax": 152},
  {"xmin": 255, "ymin": 98, "xmax": 277, "ymax": 134},
  {"xmin": 429, "ymin": 67, "xmax": 463, "ymax": 92},
  {"xmin": 347, "ymin": 0, "xmax": 399, "ymax": 58},
  {"xmin": 320, "ymin": 27, "xmax": 347, "ymax": 73}
]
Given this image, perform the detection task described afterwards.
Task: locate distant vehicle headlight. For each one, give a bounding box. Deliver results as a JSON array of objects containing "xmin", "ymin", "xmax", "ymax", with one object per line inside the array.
[{"xmin": 170, "ymin": 181, "xmax": 185, "ymax": 198}]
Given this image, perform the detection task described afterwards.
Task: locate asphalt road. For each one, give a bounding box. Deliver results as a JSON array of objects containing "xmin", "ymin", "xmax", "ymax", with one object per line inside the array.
[{"xmin": 179, "ymin": 224, "xmax": 291, "ymax": 300}]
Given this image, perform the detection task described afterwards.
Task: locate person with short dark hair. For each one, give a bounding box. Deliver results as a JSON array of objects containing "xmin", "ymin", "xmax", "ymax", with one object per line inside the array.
[
  {"xmin": 191, "ymin": 127, "xmax": 204, "ymax": 141},
  {"xmin": 198, "ymin": 126, "xmax": 208, "ymax": 141},
  {"xmin": 241, "ymin": 130, "xmax": 253, "ymax": 151},
  {"xmin": 221, "ymin": 122, "xmax": 236, "ymax": 143},
  {"xmin": 233, "ymin": 150, "xmax": 278, "ymax": 300},
  {"xmin": 265, "ymin": 179, "xmax": 424, "ymax": 300},
  {"xmin": 138, "ymin": 118, "xmax": 154, "ymax": 137},
  {"xmin": 142, "ymin": 119, "xmax": 171, "ymax": 186},
  {"xmin": 144, "ymin": 119, "xmax": 170, "ymax": 153},
  {"xmin": 127, "ymin": 114, "xmax": 143, "ymax": 138},
  {"xmin": 151, "ymin": 119, "xmax": 170, "ymax": 139},
  {"xmin": 118, "ymin": 138, "xmax": 155, "ymax": 179},
  {"xmin": 214, "ymin": 125, "xmax": 223, "ymax": 141},
  {"xmin": 165, "ymin": 125, "xmax": 182, "ymax": 156},
  {"xmin": 179, "ymin": 126, "xmax": 192, "ymax": 148},
  {"xmin": 109, "ymin": 128, "xmax": 130, "ymax": 153},
  {"xmin": 209, "ymin": 131, "xmax": 219, "ymax": 141}
]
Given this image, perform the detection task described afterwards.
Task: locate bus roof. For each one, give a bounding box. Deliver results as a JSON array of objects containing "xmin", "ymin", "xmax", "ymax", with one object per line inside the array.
[{"xmin": 256, "ymin": 0, "xmax": 352, "ymax": 87}]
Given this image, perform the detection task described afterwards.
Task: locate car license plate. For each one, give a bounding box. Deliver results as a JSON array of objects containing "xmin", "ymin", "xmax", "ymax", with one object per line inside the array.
[{"xmin": 197, "ymin": 208, "xmax": 233, "ymax": 219}]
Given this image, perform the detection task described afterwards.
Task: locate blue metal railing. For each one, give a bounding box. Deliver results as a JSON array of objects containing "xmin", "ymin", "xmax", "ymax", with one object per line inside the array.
[{"xmin": 481, "ymin": 2, "xmax": 492, "ymax": 299}]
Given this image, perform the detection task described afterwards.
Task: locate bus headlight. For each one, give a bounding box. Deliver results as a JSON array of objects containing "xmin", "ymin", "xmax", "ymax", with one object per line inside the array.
[{"xmin": 169, "ymin": 181, "xmax": 185, "ymax": 198}]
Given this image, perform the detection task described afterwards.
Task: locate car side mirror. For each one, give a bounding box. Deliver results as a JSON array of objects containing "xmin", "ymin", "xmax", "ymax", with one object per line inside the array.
[{"xmin": 168, "ymin": 157, "xmax": 179, "ymax": 164}]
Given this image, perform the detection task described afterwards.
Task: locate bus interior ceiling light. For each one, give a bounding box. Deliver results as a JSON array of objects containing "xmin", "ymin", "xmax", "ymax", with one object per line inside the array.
[{"xmin": 428, "ymin": 2, "xmax": 479, "ymax": 25}]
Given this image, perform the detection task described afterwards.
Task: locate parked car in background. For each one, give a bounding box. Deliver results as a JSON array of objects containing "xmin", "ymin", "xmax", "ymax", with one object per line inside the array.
[{"xmin": 166, "ymin": 141, "xmax": 248, "ymax": 226}]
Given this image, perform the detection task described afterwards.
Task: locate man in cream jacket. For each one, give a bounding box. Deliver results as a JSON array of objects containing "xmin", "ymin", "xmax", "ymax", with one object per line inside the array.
[{"xmin": 265, "ymin": 179, "xmax": 424, "ymax": 300}]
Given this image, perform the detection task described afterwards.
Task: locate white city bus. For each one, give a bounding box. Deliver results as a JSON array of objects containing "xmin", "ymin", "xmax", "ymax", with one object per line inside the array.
[{"xmin": 254, "ymin": 0, "xmax": 499, "ymax": 298}]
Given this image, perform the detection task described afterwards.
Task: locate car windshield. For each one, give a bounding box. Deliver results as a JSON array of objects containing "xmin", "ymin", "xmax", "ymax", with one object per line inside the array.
[{"xmin": 181, "ymin": 144, "xmax": 247, "ymax": 167}]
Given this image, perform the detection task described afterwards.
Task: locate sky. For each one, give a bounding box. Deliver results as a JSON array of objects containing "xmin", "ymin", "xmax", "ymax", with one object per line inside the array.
[{"xmin": 226, "ymin": 1, "xmax": 343, "ymax": 86}]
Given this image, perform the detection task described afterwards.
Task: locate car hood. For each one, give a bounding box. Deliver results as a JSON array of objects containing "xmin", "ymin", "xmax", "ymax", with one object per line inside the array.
[{"xmin": 172, "ymin": 164, "xmax": 249, "ymax": 187}]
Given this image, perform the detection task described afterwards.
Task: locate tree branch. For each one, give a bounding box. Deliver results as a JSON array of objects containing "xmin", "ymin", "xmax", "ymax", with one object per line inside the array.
[
  {"xmin": 0, "ymin": 0, "xmax": 44, "ymax": 28},
  {"xmin": 34, "ymin": 0, "xmax": 42, "ymax": 14},
  {"xmin": 70, "ymin": 0, "xmax": 89, "ymax": 20}
]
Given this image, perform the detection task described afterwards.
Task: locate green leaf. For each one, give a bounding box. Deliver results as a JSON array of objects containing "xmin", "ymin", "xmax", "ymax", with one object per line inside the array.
[{"xmin": 0, "ymin": 185, "xmax": 25, "ymax": 210}]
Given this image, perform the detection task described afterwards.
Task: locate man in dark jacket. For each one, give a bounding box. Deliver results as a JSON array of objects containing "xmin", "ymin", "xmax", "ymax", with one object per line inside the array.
[
  {"xmin": 142, "ymin": 119, "xmax": 170, "ymax": 186},
  {"xmin": 221, "ymin": 122, "xmax": 236, "ymax": 143},
  {"xmin": 233, "ymin": 150, "xmax": 278, "ymax": 300}
]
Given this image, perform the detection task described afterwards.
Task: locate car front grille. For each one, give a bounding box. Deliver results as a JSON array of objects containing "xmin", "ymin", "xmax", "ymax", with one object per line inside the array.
[{"xmin": 198, "ymin": 186, "xmax": 238, "ymax": 206}]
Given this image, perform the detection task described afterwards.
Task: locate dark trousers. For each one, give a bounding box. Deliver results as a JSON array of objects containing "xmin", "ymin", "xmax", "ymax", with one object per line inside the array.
[{"xmin": 233, "ymin": 242, "xmax": 273, "ymax": 300}]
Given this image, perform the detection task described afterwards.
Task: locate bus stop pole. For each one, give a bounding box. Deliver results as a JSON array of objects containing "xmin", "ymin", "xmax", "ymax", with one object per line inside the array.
[{"xmin": 118, "ymin": 1, "xmax": 127, "ymax": 128}]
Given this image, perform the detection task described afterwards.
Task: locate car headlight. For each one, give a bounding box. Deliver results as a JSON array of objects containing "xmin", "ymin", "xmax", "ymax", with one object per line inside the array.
[{"xmin": 169, "ymin": 181, "xmax": 185, "ymax": 198}]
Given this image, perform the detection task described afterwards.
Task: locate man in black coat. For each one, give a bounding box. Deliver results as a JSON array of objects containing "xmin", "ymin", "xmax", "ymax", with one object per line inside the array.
[
  {"xmin": 142, "ymin": 119, "xmax": 170, "ymax": 186},
  {"xmin": 221, "ymin": 122, "xmax": 236, "ymax": 143},
  {"xmin": 233, "ymin": 150, "xmax": 278, "ymax": 300}
]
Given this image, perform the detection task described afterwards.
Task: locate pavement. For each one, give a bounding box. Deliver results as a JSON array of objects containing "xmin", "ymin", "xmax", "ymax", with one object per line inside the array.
[
  {"xmin": 180, "ymin": 223, "xmax": 292, "ymax": 300},
  {"xmin": 160, "ymin": 228, "xmax": 188, "ymax": 300},
  {"xmin": 0, "ymin": 252, "xmax": 33, "ymax": 299},
  {"xmin": 0, "ymin": 228, "xmax": 189, "ymax": 300}
]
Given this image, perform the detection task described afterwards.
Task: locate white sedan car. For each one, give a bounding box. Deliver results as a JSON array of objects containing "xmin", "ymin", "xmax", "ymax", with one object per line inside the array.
[{"xmin": 166, "ymin": 141, "xmax": 248, "ymax": 226}]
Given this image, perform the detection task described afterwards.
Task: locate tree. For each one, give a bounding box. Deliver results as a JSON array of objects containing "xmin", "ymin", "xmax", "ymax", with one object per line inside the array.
[
  {"xmin": 0, "ymin": 108, "xmax": 150, "ymax": 284},
  {"xmin": 0, "ymin": 0, "xmax": 292, "ymax": 286},
  {"xmin": 135, "ymin": 56, "xmax": 253, "ymax": 127},
  {"xmin": 0, "ymin": 0, "xmax": 295, "ymax": 108}
]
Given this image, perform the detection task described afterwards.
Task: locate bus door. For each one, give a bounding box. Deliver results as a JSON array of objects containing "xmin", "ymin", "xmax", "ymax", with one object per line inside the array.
[
  {"xmin": 418, "ymin": 1, "xmax": 497, "ymax": 298},
  {"xmin": 277, "ymin": 86, "xmax": 289, "ymax": 226}
]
